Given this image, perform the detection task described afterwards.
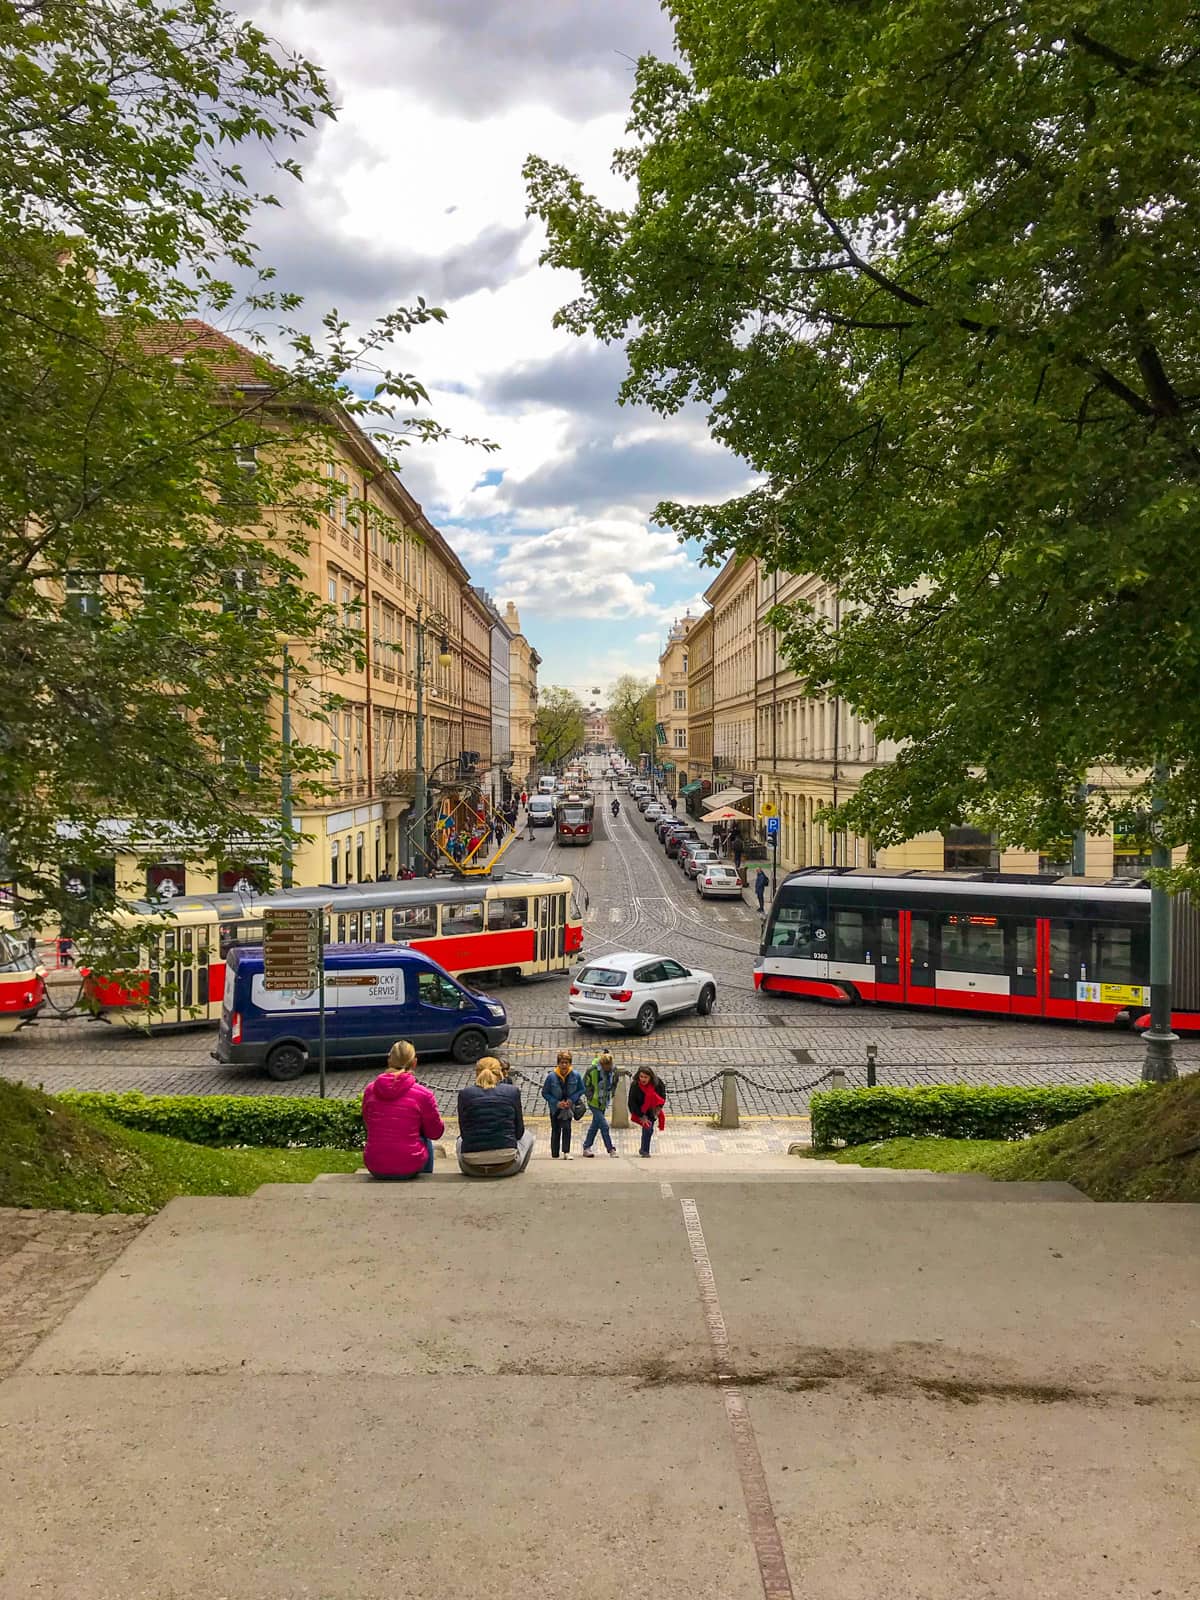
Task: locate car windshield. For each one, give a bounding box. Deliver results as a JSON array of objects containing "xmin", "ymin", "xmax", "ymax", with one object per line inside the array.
[{"xmin": 577, "ymin": 966, "xmax": 625, "ymax": 987}]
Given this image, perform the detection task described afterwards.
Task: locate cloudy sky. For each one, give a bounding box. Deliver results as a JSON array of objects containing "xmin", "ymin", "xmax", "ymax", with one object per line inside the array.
[{"xmin": 247, "ymin": 0, "xmax": 754, "ymax": 696}]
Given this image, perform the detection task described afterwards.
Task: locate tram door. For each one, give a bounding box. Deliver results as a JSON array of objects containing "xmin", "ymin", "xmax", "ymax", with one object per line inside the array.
[
  {"xmin": 1009, "ymin": 919, "xmax": 1039, "ymax": 1016},
  {"xmin": 1045, "ymin": 920, "xmax": 1080, "ymax": 1019},
  {"xmin": 534, "ymin": 892, "xmax": 567, "ymax": 971},
  {"xmin": 148, "ymin": 925, "xmax": 210, "ymax": 1022},
  {"xmin": 904, "ymin": 911, "xmax": 937, "ymax": 1003}
]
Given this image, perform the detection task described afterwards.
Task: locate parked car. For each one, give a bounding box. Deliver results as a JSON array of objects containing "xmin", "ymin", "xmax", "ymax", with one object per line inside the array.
[
  {"xmin": 697, "ymin": 863, "xmax": 744, "ymax": 899},
  {"xmin": 215, "ymin": 944, "xmax": 509, "ymax": 1080},
  {"xmin": 655, "ymin": 815, "xmax": 682, "ymax": 843},
  {"xmin": 665, "ymin": 828, "xmax": 700, "ymax": 859},
  {"xmin": 682, "ymin": 846, "xmax": 720, "ymax": 880},
  {"xmin": 636, "ymin": 793, "xmax": 655, "ymax": 811},
  {"xmin": 644, "ymin": 804, "xmax": 665, "ymax": 822},
  {"xmin": 567, "ymin": 950, "xmax": 717, "ymax": 1035}
]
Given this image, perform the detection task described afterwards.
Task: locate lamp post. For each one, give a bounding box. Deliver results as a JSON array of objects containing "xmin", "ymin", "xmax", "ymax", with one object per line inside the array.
[
  {"xmin": 1142, "ymin": 761, "xmax": 1178, "ymax": 1082},
  {"xmin": 408, "ymin": 600, "xmax": 453, "ymax": 870}
]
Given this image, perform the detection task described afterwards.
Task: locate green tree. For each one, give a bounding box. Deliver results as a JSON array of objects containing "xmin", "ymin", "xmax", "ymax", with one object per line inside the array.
[
  {"xmin": 0, "ymin": 0, "xmax": 478, "ymax": 933},
  {"xmin": 527, "ymin": 2, "xmax": 1200, "ymax": 871},
  {"xmin": 607, "ymin": 675, "xmax": 657, "ymax": 767},
  {"xmin": 534, "ymin": 686, "xmax": 586, "ymax": 769}
]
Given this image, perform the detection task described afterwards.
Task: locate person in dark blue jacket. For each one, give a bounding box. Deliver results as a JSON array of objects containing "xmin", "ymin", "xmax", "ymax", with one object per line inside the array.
[
  {"xmin": 457, "ymin": 1059, "xmax": 534, "ymax": 1177},
  {"xmin": 541, "ymin": 1049, "xmax": 585, "ymax": 1160}
]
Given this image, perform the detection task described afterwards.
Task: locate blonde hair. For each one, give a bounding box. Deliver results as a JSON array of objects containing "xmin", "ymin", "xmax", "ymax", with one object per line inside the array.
[
  {"xmin": 475, "ymin": 1056, "xmax": 501, "ymax": 1085},
  {"xmin": 598, "ymin": 1052, "xmax": 614, "ymax": 1069},
  {"xmin": 387, "ymin": 1040, "xmax": 417, "ymax": 1072},
  {"xmin": 556, "ymin": 1049, "xmax": 573, "ymax": 1068}
]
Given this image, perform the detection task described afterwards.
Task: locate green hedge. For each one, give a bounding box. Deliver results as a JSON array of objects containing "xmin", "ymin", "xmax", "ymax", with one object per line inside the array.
[
  {"xmin": 809, "ymin": 1084, "xmax": 1135, "ymax": 1149},
  {"xmin": 57, "ymin": 1091, "xmax": 365, "ymax": 1150}
]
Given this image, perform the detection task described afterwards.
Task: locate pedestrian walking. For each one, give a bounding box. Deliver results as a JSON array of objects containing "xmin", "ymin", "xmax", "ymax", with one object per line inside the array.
[
  {"xmin": 754, "ymin": 867, "xmax": 769, "ymax": 914},
  {"xmin": 628, "ymin": 1067, "xmax": 667, "ymax": 1159},
  {"xmin": 362, "ymin": 1041, "xmax": 444, "ymax": 1180},
  {"xmin": 580, "ymin": 1050, "xmax": 619, "ymax": 1158},
  {"xmin": 731, "ymin": 832, "xmax": 745, "ymax": 884},
  {"xmin": 526, "ymin": 808, "xmax": 536, "ymax": 841},
  {"xmin": 542, "ymin": 1048, "xmax": 586, "ymax": 1160}
]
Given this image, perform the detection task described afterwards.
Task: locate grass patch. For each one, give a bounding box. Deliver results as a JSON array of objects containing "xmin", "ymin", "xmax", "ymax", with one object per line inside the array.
[
  {"xmin": 796, "ymin": 1074, "xmax": 1200, "ymax": 1202},
  {"xmin": 0, "ymin": 1078, "xmax": 362, "ymax": 1213}
]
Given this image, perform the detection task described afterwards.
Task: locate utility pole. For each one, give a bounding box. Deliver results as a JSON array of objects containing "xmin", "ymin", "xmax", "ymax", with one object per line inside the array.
[
  {"xmin": 1142, "ymin": 761, "xmax": 1178, "ymax": 1082},
  {"xmin": 280, "ymin": 647, "xmax": 294, "ymax": 888},
  {"xmin": 411, "ymin": 602, "xmax": 426, "ymax": 872}
]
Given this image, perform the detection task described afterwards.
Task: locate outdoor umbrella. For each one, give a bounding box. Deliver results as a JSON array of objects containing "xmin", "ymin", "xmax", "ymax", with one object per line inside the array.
[{"xmin": 702, "ymin": 806, "xmax": 753, "ymax": 823}]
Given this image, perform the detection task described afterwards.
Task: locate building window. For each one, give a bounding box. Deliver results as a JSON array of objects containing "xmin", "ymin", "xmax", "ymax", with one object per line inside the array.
[
  {"xmin": 64, "ymin": 571, "xmax": 102, "ymax": 618},
  {"xmin": 674, "ymin": 727, "xmax": 687, "ymax": 749},
  {"xmin": 673, "ymin": 690, "xmax": 686, "ymax": 711},
  {"xmin": 942, "ymin": 827, "xmax": 1000, "ymax": 872}
]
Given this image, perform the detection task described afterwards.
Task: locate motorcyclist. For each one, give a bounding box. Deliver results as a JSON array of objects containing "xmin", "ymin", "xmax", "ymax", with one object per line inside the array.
[{"xmin": 611, "ymin": 798, "xmax": 620, "ymax": 818}]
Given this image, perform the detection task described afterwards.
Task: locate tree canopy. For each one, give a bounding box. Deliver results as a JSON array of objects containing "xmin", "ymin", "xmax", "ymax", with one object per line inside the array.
[
  {"xmin": 0, "ymin": 0, "xmax": 462, "ymax": 931},
  {"xmin": 534, "ymin": 686, "xmax": 586, "ymax": 769},
  {"xmin": 606, "ymin": 675, "xmax": 657, "ymax": 766},
  {"xmin": 527, "ymin": 1, "xmax": 1200, "ymax": 867}
]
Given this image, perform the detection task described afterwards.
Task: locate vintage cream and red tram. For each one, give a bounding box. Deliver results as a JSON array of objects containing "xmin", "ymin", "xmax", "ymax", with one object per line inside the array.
[
  {"xmin": 0, "ymin": 926, "xmax": 46, "ymax": 1034},
  {"xmin": 85, "ymin": 872, "xmax": 586, "ymax": 1028},
  {"xmin": 757, "ymin": 868, "xmax": 1200, "ymax": 1030}
]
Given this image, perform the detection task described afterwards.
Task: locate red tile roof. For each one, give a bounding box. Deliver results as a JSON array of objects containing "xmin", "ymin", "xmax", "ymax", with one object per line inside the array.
[{"xmin": 137, "ymin": 319, "xmax": 281, "ymax": 388}]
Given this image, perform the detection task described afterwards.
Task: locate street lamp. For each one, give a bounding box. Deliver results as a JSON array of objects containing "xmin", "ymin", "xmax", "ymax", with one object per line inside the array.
[{"xmin": 409, "ymin": 600, "xmax": 454, "ymax": 870}]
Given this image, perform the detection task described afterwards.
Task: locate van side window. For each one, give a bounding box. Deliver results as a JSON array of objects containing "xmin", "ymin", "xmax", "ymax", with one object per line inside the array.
[
  {"xmin": 391, "ymin": 903, "xmax": 436, "ymax": 940},
  {"xmin": 442, "ymin": 901, "xmax": 484, "ymax": 936},
  {"xmin": 416, "ymin": 971, "xmax": 463, "ymax": 1009},
  {"xmin": 487, "ymin": 897, "xmax": 528, "ymax": 930}
]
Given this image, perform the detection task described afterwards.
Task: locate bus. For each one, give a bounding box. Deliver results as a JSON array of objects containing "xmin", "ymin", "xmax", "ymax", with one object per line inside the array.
[
  {"xmin": 555, "ymin": 793, "xmax": 595, "ymax": 847},
  {"xmin": 756, "ymin": 867, "xmax": 1200, "ymax": 1030},
  {"xmin": 84, "ymin": 872, "xmax": 587, "ymax": 1029}
]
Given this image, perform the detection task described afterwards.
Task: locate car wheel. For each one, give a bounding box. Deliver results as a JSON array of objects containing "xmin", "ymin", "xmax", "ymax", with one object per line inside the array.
[
  {"xmin": 265, "ymin": 1042, "xmax": 307, "ymax": 1081},
  {"xmin": 451, "ymin": 1028, "xmax": 489, "ymax": 1064},
  {"xmin": 634, "ymin": 1003, "xmax": 658, "ymax": 1036},
  {"xmin": 696, "ymin": 984, "xmax": 716, "ymax": 1017}
]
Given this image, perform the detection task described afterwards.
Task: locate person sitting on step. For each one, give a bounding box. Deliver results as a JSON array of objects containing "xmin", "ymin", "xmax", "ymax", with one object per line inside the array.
[{"xmin": 456, "ymin": 1057, "xmax": 535, "ymax": 1178}]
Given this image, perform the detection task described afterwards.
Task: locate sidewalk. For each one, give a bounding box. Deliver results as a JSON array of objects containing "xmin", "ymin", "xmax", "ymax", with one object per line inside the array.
[{"xmin": 2, "ymin": 1164, "xmax": 1196, "ymax": 1598}]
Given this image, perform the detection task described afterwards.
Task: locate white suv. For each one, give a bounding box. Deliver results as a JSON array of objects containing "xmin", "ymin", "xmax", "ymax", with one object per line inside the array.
[{"xmin": 568, "ymin": 951, "xmax": 717, "ymax": 1035}]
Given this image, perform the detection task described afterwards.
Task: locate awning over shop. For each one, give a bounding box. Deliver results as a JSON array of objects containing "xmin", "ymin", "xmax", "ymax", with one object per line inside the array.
[
  {"xmin": 703, "ymin": 787, "xmax": 751, "ymax": 811},
  {"xmin": 679, "ymin": 779, "xmax": 703, "ymax": 795}
]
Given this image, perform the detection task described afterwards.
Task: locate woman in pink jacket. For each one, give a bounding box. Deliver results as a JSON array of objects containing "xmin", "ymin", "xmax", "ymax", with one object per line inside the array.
[{"xmin": 362, "ymin": 1041, "xmax": 445, "ymax": 1180}]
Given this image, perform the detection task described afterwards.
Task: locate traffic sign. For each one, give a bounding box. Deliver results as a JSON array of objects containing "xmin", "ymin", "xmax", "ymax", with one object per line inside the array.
[
  {"xmin": 759, "ymin": 801, "xmax": 778, "ymax": 819},
  {"xmin": 262, "ymin": 907, "xmax": 322, "ymax": 991},
  {"xmin": 765, "ymin": 815, "xmax": 780, "ymax": 840}
]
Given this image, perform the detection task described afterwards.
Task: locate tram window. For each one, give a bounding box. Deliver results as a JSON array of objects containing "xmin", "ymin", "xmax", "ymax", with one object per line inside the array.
[
  {"xmin": 1013, "ymin": 922, "xmax": 1037, "ymax": 974},
  {"xmin": 442, "ymin": 901, "xmax": 484, "ymax": 936},
  {"xmin": 391, "ymin": 903, "xmax": 437, "ymax": 939},
  {"xmin": 375, "ymin": 910, "xmax": 387, "ymax": 941},
  {"xmin": 878, "ymin": 911, "xmax": 900, "ymax": 964},
  {"xmin": 336, "ymin": 915, "xmax": 346, "ymax": 943},
  {"xmin": 829, "ymin": 907, "xmax": 872, "ymax": 964},
  {"xmin": 488, "ymin": 898, "xmax": 528, "ymax": 931},
  {"xmin": 767, "ymin": 895, "xmax": 825, "ymax": 957},
  {"xmin": 218, "ymin": 921, "xmax": 258, "ymax": 956},
  {"xmin": 938, "ymin": 914, "xmax": 1008, "ymax": 975},
  {"xmin": 1089, "ymin": 924, "xmax": 1147, "ymax": 985},
  {"xmin": 348, "ymin": 912, "xmax": 361, "ymax": 942}
]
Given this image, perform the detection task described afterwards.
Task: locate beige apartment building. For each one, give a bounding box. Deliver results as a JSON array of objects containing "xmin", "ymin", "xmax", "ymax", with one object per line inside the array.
[
  {"xmin": 689, "ymin": 546, "xmax": 1144, "ymax": 878},
  {"xmin": 505, "ymin": 602, "xmax": 540, "ymax": 793},
  {"xmin": 78, "ymin": 321, "xmax": 514, "ymax": 898},
  {"xmin": 706, "ymin": 559, "xmax": 757, "ymax": 797},
  {"xmin": 655, "ymin": 615, "xmax": 696, "ymax": 796}
]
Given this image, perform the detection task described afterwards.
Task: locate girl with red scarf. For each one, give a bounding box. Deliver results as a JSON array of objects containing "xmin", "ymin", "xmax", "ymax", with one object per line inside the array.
[{"xmin": 627, "ymin": 1067, "xmax": 667, "ymax": 1158}]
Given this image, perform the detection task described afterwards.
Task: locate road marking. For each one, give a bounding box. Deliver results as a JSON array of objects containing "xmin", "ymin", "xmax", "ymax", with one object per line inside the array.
[
  {"xmin": 680, "ymin": 1198, "xmax": 795, "ymax": 1600},
  {"xmin": 660, "ymin": 1181, "xmax": 674, "ymax": 1199},
  {"xmin": 609, "ymin": 906, "xmax": 623, "ymax": 923}
]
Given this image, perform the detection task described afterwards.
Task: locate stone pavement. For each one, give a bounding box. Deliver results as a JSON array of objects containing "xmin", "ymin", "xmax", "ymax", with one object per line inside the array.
[{"xmin": 1, "ymin": 1166, "xmax": 1196, "ymax": 1599}]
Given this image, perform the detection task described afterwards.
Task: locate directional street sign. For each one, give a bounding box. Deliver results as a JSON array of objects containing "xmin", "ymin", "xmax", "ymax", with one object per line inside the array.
[{"xmin": 262, "ymin": 907, "xmax": 322, "ymax": 991}]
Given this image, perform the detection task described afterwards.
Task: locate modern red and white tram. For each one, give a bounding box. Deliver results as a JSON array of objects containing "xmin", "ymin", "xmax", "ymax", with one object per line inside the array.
[
  {"xmin": 756, "ymin": 868, "xmax": 1200, "ymax": 1030},
  {"xmin": 85, "ymin": 872, "xmax": 586, "ymax": 1029}
]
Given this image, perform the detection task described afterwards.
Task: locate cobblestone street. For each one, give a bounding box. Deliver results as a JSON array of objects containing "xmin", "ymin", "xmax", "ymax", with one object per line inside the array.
[{"xmin": 4, "ymin": 799, "xmax": 1195, "ymax": 1114}]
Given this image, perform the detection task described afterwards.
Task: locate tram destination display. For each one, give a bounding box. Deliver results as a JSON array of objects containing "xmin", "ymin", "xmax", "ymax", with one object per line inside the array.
[{"xmin": 262, "ymin": 908, "xmax": 322, "ymax": 991}]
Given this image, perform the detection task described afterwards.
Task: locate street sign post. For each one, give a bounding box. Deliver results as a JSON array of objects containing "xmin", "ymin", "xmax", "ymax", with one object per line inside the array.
[
  {"xmin": 765, "ymin": 814, "xmax": 780, "ymax": 892},
  {"xmin": 262, "ymin": 907, "xmax": 329, "ymax": 1097}
]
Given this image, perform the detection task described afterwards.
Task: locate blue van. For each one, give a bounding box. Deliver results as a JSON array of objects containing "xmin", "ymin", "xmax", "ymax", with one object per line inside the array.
[{"xmin": 214, "ymin": 944, "xmax": 509, "ymax": 1081}]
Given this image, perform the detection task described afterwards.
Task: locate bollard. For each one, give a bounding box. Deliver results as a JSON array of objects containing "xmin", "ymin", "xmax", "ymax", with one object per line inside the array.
[
  {"xmin": 866, "ymin": 1043, "xmax": 878, "ymax": 1088},
  {"xmin": 612, "ymin": 1066, "xmax": 631, "ymax": 1129},
  {"xmin": 828, "ymin": 1067, "xmax": 846, "ymax": 1093},
  {"xmin": 719, "ymin": 1069, "xmax": 740, "ymax": 1129}
]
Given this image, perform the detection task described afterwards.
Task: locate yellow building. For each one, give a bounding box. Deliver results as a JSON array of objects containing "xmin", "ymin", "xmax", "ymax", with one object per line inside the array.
[
  {"xmin": 706, "ymin": 558, "xmax": 757, "ymax": 799},
  {"xmin": 80, "ymin": 321, "xmax": 504, "ymax": 899},
  {"xmin": 682, "ymin": 610, "xmax": 714, "ymax": 812},
  {"xmin": 655, "ymin": 615, "xmax": 696, "ymax": 796},
  {"xmin": 504, "ymin": 602, "xmax": 540, "ymax": 794}
]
